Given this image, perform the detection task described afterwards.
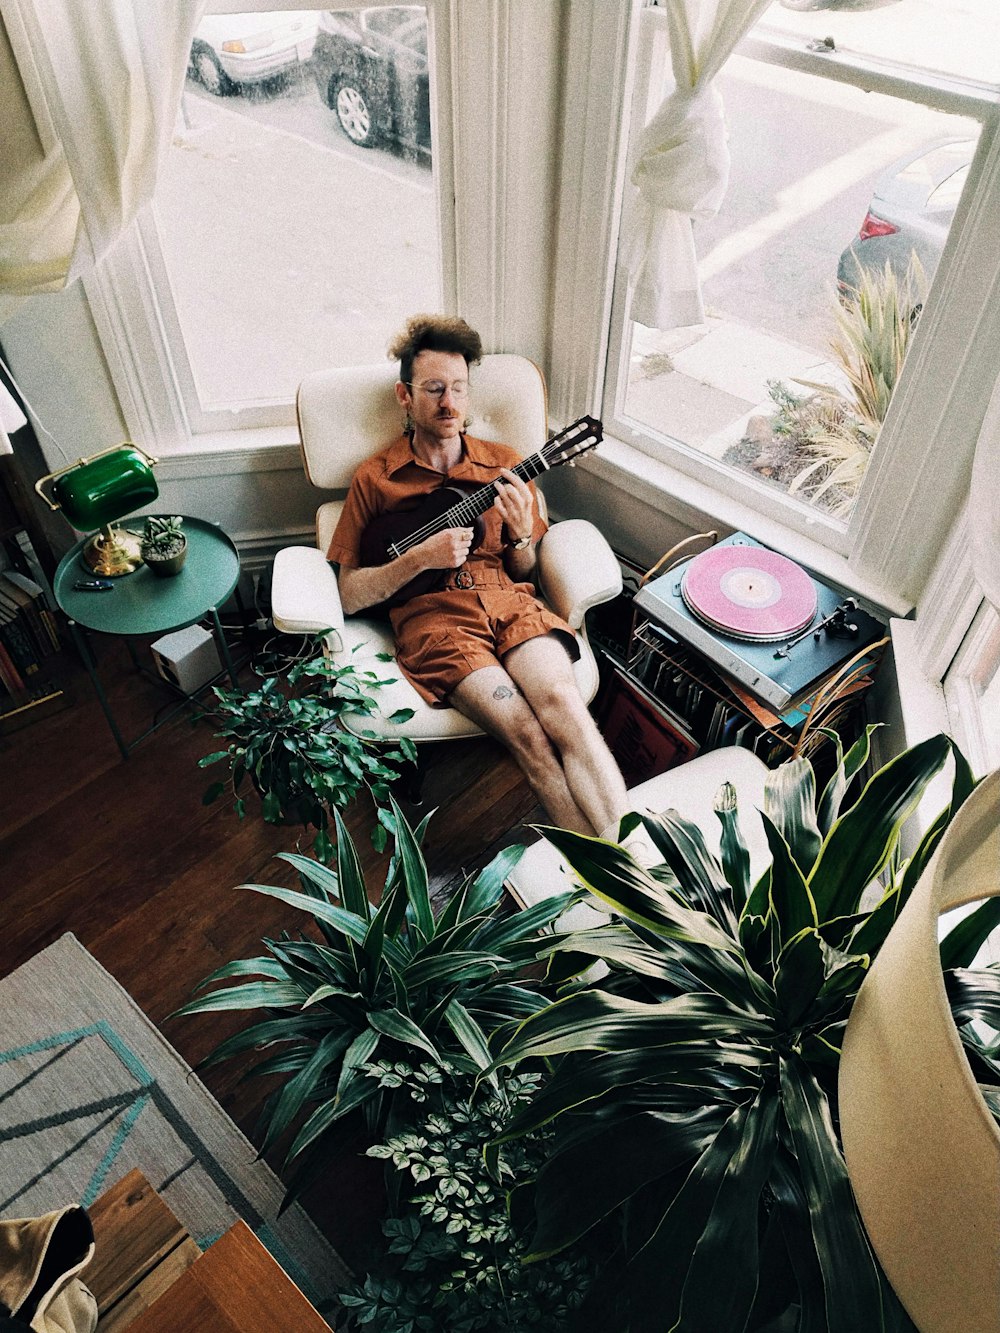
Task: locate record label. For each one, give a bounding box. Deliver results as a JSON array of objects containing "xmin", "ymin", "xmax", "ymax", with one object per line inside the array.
[{"xmin": 680, "ymin": 544, "xmax": 818, "ymax": 642}]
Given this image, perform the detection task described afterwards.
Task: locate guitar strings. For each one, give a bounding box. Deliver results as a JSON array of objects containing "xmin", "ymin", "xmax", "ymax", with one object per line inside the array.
[{"xmin": 391, "ymin": 421, "xmax": 593, "ymax": 556}]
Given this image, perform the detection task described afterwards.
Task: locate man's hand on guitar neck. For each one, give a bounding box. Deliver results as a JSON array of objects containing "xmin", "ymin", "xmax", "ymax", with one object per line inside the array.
[{"xmin": 339, "ymin": 527, "xmax": 474, "ymax": 614}]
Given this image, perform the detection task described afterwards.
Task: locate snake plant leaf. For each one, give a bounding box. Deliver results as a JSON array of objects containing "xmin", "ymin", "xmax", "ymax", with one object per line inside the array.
[
  {"xmin": 639, "ymin": 809, "xmax": 737, "ymax": 931},
  {"xmin": 537, "ymin": 824, "xmax": 739, "ymax": 952},
  {"xmin": 492, "ymin": 990, "xmax": 768, "ymax": 1070},
  {"xmin": 765, "ymin": 757, "xmax": 822, "ymax": 876},
  {"xmin": 808, "ymin": 732, "xmax": 952, "ymax": 929},
  {"xmin": 714, "ymin": 781, "xmax": 752, "ymax": 913},
  {"xmin": 780, "ymin": 1053, "xmax": 889, "ymax": 1331},
  {"xmin": 673, "ymin": 1090, "xmax": 779, "ymax": 1332},
  {"xmin": 526, "ymin": 1107, "xmax": 727, "ymax": 1260},
  {"xmin": 171, "ymin": 977, "xmax": 312, "ymax": 1015}
]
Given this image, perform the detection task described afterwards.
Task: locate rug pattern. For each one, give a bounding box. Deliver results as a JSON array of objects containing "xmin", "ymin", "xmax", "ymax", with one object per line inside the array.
[{"xmin": 0, "ymin": 935, "xmax": 350, "ymax": 1316}]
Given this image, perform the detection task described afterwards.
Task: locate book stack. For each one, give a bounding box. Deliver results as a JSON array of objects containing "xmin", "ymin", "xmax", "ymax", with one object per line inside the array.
[{"xmin": 0, "ymin": 565, "xmax": 68, "ymax": 730}]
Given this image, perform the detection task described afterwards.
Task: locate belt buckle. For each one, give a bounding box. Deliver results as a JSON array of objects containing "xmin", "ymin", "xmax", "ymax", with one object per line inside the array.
[{"xmin": 455, "ymin": 569, "xmax": 475, "ymax": 590}]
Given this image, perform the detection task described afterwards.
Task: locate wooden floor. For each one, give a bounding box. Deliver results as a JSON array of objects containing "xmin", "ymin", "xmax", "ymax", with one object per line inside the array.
[{"xmin": 0, "ymin": 632, "xmax": 544, "ymax": 1259}]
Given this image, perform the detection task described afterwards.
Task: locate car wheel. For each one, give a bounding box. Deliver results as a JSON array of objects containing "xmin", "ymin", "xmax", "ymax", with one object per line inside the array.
[
  {"xmin": 334, "ymin": 80, "xmax": 378, "ymax": 146},
  {"xmin": 192, "ymin": 46, "xmax": 234, "ymax": 97}
]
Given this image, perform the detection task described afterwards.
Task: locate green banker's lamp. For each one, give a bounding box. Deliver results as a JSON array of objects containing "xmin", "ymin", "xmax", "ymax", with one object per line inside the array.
[{"xmin": 35, "ymin": 442, "xmax": 160, "ymax": 576}]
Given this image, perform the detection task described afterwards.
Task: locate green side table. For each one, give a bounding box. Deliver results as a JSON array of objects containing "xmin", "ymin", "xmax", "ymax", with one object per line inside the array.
[{"xmin": 54, "ymin": 516, "xmax": 242, "ymax": 758}]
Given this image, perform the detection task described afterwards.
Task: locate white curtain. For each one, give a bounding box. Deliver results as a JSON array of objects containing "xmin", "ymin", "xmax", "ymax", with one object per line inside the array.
[
  {"xmin": 969, "ymin": 372, "xmax": 1000, "ymax": 615},
  {"xmin": 628, "ymin": 0, "xmax": 771, "ymax": 330},
  {"xmin": 0, "ymin": 0, "xmax": 207, "ymax": 303}
]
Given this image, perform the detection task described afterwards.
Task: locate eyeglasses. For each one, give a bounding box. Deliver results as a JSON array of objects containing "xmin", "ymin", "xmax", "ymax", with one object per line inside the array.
[{"xmin": 406, "ymin": 380, "xmax": 470, "ymax": 401}]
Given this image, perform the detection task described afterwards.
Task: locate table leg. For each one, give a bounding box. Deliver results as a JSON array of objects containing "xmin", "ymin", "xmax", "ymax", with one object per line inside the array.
[
  {"xmin": 69, "ymin": 619, "xmax": 130, "ymax": 760},
  {"xmin": 209, "ymin": 608, "xmax": 239, "ymax": 688}
]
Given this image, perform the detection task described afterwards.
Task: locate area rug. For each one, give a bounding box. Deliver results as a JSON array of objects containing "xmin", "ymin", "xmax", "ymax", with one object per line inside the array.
[{"xmin": 0, "ymin": 934, "xmax": 350, "ymax": 1317}]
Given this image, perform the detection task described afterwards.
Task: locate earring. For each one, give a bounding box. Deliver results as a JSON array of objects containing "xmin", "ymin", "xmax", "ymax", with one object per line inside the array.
[{"xmin": 403, "ymin": 411, "xmax": 413, "ymax": 435}]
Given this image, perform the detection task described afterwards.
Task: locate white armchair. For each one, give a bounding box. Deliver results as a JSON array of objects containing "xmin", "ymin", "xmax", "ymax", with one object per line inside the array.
[{"xmin": 270, "ymin": 354, "xmax": 622, "ymax": 744}]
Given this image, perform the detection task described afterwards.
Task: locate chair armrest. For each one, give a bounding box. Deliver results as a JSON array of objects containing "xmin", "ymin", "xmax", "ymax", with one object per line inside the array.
[
  {"xmin": 536, "ymin": 519, "xmax": 623, "ymax": 629},
  {"xmin": 271, "ymin": 546, "xmax": 346, "ymax": 652}
]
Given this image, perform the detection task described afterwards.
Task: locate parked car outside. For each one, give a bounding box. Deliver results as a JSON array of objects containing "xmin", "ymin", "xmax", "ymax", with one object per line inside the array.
[
  {"xmin": 312, "ymin": 6, "xmax": 430, "ymax": 154},
  {"xmin": 188, "ymin": 11, "xmax": 319, "ymax": 96},
  {"xmin": 837, "ymin": 137, "xmax": 973, "ymax": 298}
]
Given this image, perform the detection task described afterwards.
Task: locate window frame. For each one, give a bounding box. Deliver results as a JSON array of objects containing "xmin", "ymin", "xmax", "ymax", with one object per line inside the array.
[
  {"xmin": 83, "ymin": 0, "xmax": 454, "ymax": 456},
  {"xmin": 548, "ymin": 0, "xmax": 1000, "ymax": 617}
]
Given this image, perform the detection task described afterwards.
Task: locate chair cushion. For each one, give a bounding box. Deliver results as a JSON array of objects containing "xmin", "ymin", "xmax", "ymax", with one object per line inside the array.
[{"xmin": 297, "ymin": 353, "xmax": 547, "ymax": 492}]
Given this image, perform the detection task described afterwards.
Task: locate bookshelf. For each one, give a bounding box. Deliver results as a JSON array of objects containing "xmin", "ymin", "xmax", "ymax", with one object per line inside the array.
[{"xmin": 0, "ymin": 451, "xmax": 72, "ymax": 733}]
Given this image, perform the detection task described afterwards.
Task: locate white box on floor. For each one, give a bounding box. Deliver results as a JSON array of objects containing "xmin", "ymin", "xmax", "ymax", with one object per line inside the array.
[{"xmin": 150, "ymin": 623, "xmax": 221, "ymax": 694}]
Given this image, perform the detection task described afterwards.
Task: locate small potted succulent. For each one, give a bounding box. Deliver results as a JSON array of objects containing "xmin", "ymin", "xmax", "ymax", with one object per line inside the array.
[{"xmin": 140, "ymin": 515, "xmax": 187, "ymax": 576}]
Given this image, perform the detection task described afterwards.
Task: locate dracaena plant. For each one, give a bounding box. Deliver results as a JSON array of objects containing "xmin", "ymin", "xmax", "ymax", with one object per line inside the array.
[
  {"xmin": 172, "ymin": 801, "xmax": 578, "ymax": 1201},
  {"xmin": 200, "ymin": 638, "xmax": 418, "ymax": 858},
  {"xmin": 489, "ymin": 730, "xmax": 1000, "ymax": 1333}
]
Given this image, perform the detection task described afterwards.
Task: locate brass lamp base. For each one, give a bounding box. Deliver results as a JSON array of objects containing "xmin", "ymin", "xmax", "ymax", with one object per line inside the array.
[{"xmin": 83, "ymin": 525, "xmax": 144, "ymax": 577}]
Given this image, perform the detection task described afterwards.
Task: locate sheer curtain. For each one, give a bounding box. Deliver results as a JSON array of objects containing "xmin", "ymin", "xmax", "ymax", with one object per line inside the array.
[
  {"xmin": 628, "ymin": 0, "xmax": 771, "ymax": 330},
  {"xmin": 0, "ymin": 0, "xmax": 206, "ymax": 303}
]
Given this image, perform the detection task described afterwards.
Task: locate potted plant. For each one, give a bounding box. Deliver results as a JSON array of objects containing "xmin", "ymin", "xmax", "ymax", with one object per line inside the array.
[
  {"xmin": 489, "ymin": 730, "xmax": 1000, "ymax": 1331},
  {"xmin": 200, "ymin": 641, "xmax": 417, "ymax": 858},
  {"xmin": 140, "ymin": 515, "xmax": 187, "ymax": 576},
  {"xmin": 171, "ymin": 801, "xmax": 579, "ymax": 1203}
]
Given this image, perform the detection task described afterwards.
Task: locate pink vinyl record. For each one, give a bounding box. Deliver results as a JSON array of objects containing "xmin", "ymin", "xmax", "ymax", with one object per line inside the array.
[{"xmin": 680, "ymin": 544, "xmax": 818, "ymax": 641}]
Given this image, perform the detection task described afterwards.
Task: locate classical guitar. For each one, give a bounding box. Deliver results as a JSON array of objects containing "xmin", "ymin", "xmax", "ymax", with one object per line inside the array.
[{"xmin": 359, "ymin": 415, "xmax": 603, "ymax": 605}]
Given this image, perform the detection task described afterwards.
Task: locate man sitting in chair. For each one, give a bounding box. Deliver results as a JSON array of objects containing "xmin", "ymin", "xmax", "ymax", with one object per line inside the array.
[{"xmin": 326, "ymin": 313, "xmax": 628, "ymax": 836}]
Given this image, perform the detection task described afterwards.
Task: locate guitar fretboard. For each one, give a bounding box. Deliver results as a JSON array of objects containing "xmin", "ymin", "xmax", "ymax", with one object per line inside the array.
[{"xmin": 388, "ymin": 418, "xmax": 599, "ymax": 558}]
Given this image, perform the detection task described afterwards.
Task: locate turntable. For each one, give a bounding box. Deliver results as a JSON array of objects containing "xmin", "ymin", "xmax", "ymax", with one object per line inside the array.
[{"xmin": 633, "ymin": 533, "xmax": 885, "ymax": 712}]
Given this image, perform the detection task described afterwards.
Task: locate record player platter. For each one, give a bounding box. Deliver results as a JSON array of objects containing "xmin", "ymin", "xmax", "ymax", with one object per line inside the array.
[{"xmin": 680, "ymin": 543, "xmax": 818, "ymax": 642}]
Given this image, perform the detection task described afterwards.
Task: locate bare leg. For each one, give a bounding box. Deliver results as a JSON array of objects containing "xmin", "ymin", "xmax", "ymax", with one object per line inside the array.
[
  {"xmin": 504, "ymin": 634, "xmax": 629, "ymax": 836},
  {"xmin": 448, "ymin": 665, "xmax": 594, "ymax": 833}
]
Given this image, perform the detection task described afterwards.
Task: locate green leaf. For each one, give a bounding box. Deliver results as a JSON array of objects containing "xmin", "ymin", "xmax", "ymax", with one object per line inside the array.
[
  {"xmin": 390, "ymin": 797, "xmax": 435, "ymax": 941},
  {"xmin": 537, "ymin": 825, "xmax": 738, "ymax": 953},
  {"xmin": 809, "ymin": 733, "xmax": 952, "ymax": 930},
  {"xmin": 780, "ymin": 1052, "xmax": 888, "ymax": 1330},
  {"xmin": 817, "ymin": 723, "xmax": 878, "ymax": 836},
  {"xmin": 197, "ymin": 750, "xmax": 230, "ymax": 768},
  {"xmin": 940, "ymin": 900, "xmax": 1000, "ymax": 971},
  {"xmin": 762, "ymin": 813, "xmax": 818, "ymax": 952},
  {"xmin": 201, "ymin": 781, "xmax": 226, "ymax": 806},
  {"xmin": 765, "ymin": 758, "xmax": 822, "ymax": 877},
  {"xmin": 463, "ymin": 844, "xmax": 526, "ymax": 918},
  {"xmin": 442, "ymin": 1000, "xmax": 493, "ymax": 1074},
  {"xmin": 241, "ymin": 881, "xmax": 370, "ymax": 945},
  {"xmin": 526, "ymin": 1107, "xmax": 726, "ymax": 1259},
  {"xmin": 332, "ymin": 805, "xmax": 371, "ymax": 922},
  {"xmin": 492, "ymin": 989, "xmax": 768, "ymax": 1070},
  {"xmin": 639, "ymin": 809, "xmax": 737, "ymax": 932},
  {"xmin": 368, "ymin": 1008, "xmax": 440, "ymax": 1062},
  {"xmin": 260, "ymin": 1029, "xmax": 353, "ymax": 1154},
  {"xmin": 171, "ymin": 978, "xmax": 309, "ymax": 1016},
  {"xmin": 714, "ymin": 781, "xmax": 752, "ymax": 914},
  {"xmin": 773, "ymin": 928, "xmax": 826, "ymax": 1029},
  {"xmin": 675, "ymin": 1089, "xmax": 779, "ymax": 1332}
]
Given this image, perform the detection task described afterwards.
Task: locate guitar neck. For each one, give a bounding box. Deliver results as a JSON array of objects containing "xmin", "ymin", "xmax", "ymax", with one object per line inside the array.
[
  {"xmin": 389, "ymin": 417, "xmax": 600, "ymax": 559},
  {"xmin": 391, "ymin": 452, "xmax": 546, "ymax": 556}
]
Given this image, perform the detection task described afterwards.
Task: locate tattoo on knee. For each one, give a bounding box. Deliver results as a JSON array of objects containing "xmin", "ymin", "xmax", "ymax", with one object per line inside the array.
[{"xmin": 493, "ymin": 684, "xmax": 518, "ymax": 701}]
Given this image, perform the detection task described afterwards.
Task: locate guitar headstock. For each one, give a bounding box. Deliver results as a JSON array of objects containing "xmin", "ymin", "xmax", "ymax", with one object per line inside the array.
[{"xmin": 545, "ymin": 415, "xmax": 603, "ymax": 468}]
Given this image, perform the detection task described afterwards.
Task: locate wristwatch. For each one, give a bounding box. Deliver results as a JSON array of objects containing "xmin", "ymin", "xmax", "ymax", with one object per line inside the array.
[{"xmin": 508, "ymin": 532, "xmax": 532, "ymax": 550}]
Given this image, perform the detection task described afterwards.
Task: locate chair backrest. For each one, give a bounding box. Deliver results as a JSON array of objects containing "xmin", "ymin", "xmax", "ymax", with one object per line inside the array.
[{"xmin": 296, "ymin": 353, "xmax": 548, "ymax": 492}]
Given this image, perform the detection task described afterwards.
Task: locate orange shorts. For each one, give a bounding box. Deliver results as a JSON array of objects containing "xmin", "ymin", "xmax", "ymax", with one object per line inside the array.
[{"xmin": 389, "ymin": 566, "xmax": 578, "ymax": 706}]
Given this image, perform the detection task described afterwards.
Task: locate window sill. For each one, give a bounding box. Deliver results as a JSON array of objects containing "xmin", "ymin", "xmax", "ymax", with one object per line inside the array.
[
  {"xmin": 153, "ymin": 425, "xmax": 302, "ymax": 479},
  {"xmin": 585, "ymin": 434, "xmax": 914, "ymax": 620}
]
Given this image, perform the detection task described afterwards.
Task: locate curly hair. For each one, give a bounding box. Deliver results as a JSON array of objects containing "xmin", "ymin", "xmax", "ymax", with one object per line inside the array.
[{"xmin": 388, "ymin": 314, "xmax": 483, "ymax": 387}]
